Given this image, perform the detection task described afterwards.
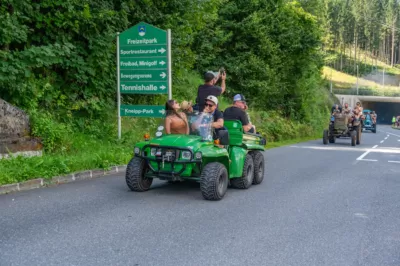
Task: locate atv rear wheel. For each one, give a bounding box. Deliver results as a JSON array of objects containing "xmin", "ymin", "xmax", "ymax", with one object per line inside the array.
[
  {"xmin": 323, "ymin": 130, "xmax": 329, "ymax": 145},
  {"xmin": 200, "ymin": 162, "xmax": 228, "ymax": 201},
  {"xmin": 231, "ymin": 154, "xmax": 254, "ymax": 189},
  {"xmin": 250, "ymin": 151, "xmax": 264, "ymax": 185},
  {"xmin": 126, "ymin": 157, "xmax": 153, "ymax": 192},
  {"xmin": 329, "ymin": 135, "xmax": 336, "ymax": 143}
]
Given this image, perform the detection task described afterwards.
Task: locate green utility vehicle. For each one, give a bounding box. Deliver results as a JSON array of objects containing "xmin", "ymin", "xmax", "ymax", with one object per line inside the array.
[
  {"xmin": 323, "ymin": 113, "xmax": 361, "ymax": 146},
  {"xmin": 125, "ymin": 114, "xmax": 267, "ymax": 201}
]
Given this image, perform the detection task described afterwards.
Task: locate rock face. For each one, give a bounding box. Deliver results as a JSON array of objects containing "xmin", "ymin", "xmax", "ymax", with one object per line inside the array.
[{"xmin": 0, "ymin": 98, "xmax": 42, "ymax": 156}]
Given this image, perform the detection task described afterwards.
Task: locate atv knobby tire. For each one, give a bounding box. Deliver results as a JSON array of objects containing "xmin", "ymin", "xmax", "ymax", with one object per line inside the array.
[
  {"xmin": 231, "ymin": 154, "xmax": 254, "ymax": 189},
  {"xmin": 250, "ymin": 151, "xmax": 265, "ymax": 185},
  {"xmin": 126, "ymin": 157, "xmax": 153, "ymax": 192},
  {"xmin": 200, "ymin": 162, "xmax": 228, "ymax": 201}
]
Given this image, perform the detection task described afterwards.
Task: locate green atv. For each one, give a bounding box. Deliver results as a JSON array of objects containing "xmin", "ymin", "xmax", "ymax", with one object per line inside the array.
[{"xmin": 125, "ymin": 113, "xmax": 267, "ymax": 201}]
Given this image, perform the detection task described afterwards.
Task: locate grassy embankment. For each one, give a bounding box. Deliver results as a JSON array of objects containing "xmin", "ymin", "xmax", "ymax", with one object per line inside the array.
[
  {"xmin": 323, "ymin": 49, "xmax": 400, "ymax": 95},
  {"xmin": 0, "ymin": 71, "xmax": 331, "ymax": 186}
]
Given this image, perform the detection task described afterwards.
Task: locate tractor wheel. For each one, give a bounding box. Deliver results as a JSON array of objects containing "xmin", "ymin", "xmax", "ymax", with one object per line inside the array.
[
  {"xmin": 329, "ymin": 135, "xmax": 336, "ymax": 143},
  {"xmin": 323, "ymin": 130, "xmax": 329, "ymax": 145},
  {"xmin": 200, "ymin": 162, "xmax": 228, "ymax": 201},
  {"xmin": 126, "ymin": 157, "xmax": 153, "ymax": 192},
  {"xmin": 351, "ymin": 131, "xmax": 356, "ymax": 146},
  {"xmin": 250, "ymin": 151, "xmax": 264, "ymax": 185},
  {"xmin": 372, "ymin": 124, "xmax": 377, "ymax": 133},
  {"xmin": 231, "ymin": 154, "xmax": 254, "ymax": 189},
  {"xmin": 356, "ymin": 126, "xmax": 362, "ymax": 145}
]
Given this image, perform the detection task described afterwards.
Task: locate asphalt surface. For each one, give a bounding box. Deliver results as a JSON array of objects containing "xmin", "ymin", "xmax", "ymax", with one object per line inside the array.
[{"xmin": 1, "ymin": 125, "xmax": 400, "ymax": 266}]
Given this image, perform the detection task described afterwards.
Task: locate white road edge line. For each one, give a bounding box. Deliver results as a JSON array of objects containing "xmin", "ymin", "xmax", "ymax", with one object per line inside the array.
[
  {"xmin": 357, "ymin": 150, "xmax": 372, "ymax": 161},
  {"xmin": 386, "ymin": 132, "xmax": 400, "ymax": 138}
]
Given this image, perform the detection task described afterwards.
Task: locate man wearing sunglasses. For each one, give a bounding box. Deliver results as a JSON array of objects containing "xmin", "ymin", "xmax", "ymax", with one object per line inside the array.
[
  {"xmin": 192, "ymin": 95, "xmax": 224, "ymax": 139},
  {"xmin": 223, "ymin": 94, "xmax": 255, "ymax": 133}
]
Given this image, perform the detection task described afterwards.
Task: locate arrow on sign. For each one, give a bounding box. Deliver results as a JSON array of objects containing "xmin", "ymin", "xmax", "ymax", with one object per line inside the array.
[
  {"xmin": 160, "ymin": 72, "xmax": 166, "ymax": 79},
  {"xmin": 158, "ymin": 48, "xmax": 166, "ymax": 54},
  {"xmin": 159, "ymin": 109, "xmax": 166, "ymax": 115},
  {"xmin": 160, "ymin": 85, "xmax": 166, "ymax": 90},
  {"xmin": 159, "ymin": 61, "xmax": 166, "ymax": 66}
]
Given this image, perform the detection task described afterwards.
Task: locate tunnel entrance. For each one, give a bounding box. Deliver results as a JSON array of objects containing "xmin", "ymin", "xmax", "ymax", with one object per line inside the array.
[{"xmin": 362, "ymin": 101, "xmax": 400, "ymax": 124}]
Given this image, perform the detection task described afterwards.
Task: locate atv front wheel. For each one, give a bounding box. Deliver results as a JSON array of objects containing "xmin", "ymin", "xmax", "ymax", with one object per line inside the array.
[
  {"xmin": 250, "ymin": 151, "xmax": 264, "ymax": 185},
  {"xmin": 231, "ymin": 154, "xmax": 254, "ymax": 189},
  {"xmin": 126, "ymin": 157, "xmax": 153, "ymax": 192},
  {"xmin": 200, "ymin": 162, "xmax": 228, "ymax": 201}
]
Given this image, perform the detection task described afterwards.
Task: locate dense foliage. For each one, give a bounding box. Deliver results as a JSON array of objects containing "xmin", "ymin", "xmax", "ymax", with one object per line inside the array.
[{"xmin": 1, "ymin": 0, "xmax": 327, "ymax": 121}]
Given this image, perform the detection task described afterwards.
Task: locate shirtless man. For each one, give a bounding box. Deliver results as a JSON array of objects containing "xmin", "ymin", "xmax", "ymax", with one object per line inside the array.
[
  {"xmin": 370, "ymin": 111, "xmax": 377, "ymax": 124},
  {"xmin": 352, "ymin": 102, "xmax": 364, "ymax": 125}
]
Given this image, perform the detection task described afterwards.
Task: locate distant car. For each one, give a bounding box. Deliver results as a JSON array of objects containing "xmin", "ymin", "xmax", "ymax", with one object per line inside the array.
[{"xmin": 362, "ymin": 113, "xmax": 376, "ymax": 133}]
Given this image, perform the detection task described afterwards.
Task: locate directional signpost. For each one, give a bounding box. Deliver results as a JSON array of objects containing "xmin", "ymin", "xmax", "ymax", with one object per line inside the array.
[{"xmin": 117, "ymin": 22, "xmax": 172, "ymax": 138}]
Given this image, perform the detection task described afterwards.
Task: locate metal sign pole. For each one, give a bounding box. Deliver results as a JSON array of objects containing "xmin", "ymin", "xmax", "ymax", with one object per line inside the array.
[
  {"xmin": 117, "ymin": 32, "xmax": 121, "ymax": 140},
  {"xmin": 167, "ymin": 29, "xmax": 172, "ymax": 100}
]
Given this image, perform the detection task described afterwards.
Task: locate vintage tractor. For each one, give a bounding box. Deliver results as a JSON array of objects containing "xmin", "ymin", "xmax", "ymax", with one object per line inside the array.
[{"xmin": 323, "ymin": 113, "xmax": 361, "ymax": 146}]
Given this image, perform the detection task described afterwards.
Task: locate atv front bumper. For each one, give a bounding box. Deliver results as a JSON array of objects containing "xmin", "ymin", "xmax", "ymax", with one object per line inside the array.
[{"xmin": 136, "ymin": 145, "xmax": 202, "ymax": 181}]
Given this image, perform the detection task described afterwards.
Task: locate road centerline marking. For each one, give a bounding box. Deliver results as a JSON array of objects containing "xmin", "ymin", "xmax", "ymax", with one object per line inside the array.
[{"xmin": 388, "ymin": 161, "xmax": 400, "ymax": 164}]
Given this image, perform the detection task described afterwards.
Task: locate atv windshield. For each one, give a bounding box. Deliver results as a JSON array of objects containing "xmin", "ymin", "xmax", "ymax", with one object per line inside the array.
[{"xmin": 188, "ymin": 113, "xmax": 213, "ymax": 141}]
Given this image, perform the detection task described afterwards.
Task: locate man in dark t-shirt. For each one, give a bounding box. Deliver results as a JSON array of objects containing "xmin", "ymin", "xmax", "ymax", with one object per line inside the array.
[
  {"xmin": 196, "ymin": 71, "xmax": 226, "ymax": 112},
  {"xmin": 223, "ymin": 94, "xmax": 255, "ymax": 133}
]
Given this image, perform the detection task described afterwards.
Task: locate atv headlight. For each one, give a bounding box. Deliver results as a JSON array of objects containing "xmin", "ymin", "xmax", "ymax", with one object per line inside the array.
[
  {"xmin": 134, "ymin": 147, "xmax": 140, "ymax": 155},
  {"xmin": 181, "ymin": 151, "xmax": 191, "ymax": 160},
  {"xmin": 151, "ymin": 148, "xmax": 157, "ymax": 156},
  {"xmin": 195, "ymin": 152, "xmax": 202, "ymax": 160}
]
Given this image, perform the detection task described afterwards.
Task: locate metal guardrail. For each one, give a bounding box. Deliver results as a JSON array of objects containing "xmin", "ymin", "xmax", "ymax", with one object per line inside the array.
[{"xmin": 332, "ymin": 88, "xmax": 400, "ymax": 97}]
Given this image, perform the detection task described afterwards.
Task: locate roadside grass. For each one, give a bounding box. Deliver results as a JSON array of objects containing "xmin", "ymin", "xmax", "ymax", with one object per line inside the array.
[
  {"xmin": 266, "ymin": 135, "xmax": 320, "ymax": 149},
  {"xmin": 323, "ymin": 66, "xmax": 400, "ymax": 90}
]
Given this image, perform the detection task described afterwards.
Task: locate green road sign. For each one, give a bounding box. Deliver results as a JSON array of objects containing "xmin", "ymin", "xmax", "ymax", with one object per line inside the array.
[
  {"xmin": 120, "ymin": 105, "xmax": 166, "ymax": 118},
  {"xmin": 120, "ymin": 82, "xmax": 168, "ymax": 94},
  {"xmin": 120, "ymin": 57, "xmax": 167, "ymax": 69},
  {"xmin": 120, "ymin": 69, "xmax": 168, "ymax": 82},
  {"xmin": 118, "ymin": 22, "xmax": 169, "ymax": 94}
]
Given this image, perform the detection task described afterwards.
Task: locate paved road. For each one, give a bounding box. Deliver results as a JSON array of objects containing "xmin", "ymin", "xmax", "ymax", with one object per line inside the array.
[{"xmin": 1, "ymin": 125, "xmax": 400, "ymax": 266}]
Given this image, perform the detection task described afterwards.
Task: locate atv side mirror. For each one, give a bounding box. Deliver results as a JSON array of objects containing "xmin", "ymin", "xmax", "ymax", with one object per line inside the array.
[{"xmin": 217, "ymin": 130, "xmax": 230, "ymax": 146}]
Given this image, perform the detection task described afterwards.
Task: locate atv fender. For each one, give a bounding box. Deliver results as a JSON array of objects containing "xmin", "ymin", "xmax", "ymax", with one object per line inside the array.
[{"xmin": 228, "ymin": 146, "xmax": 247, "ymax": 178}]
